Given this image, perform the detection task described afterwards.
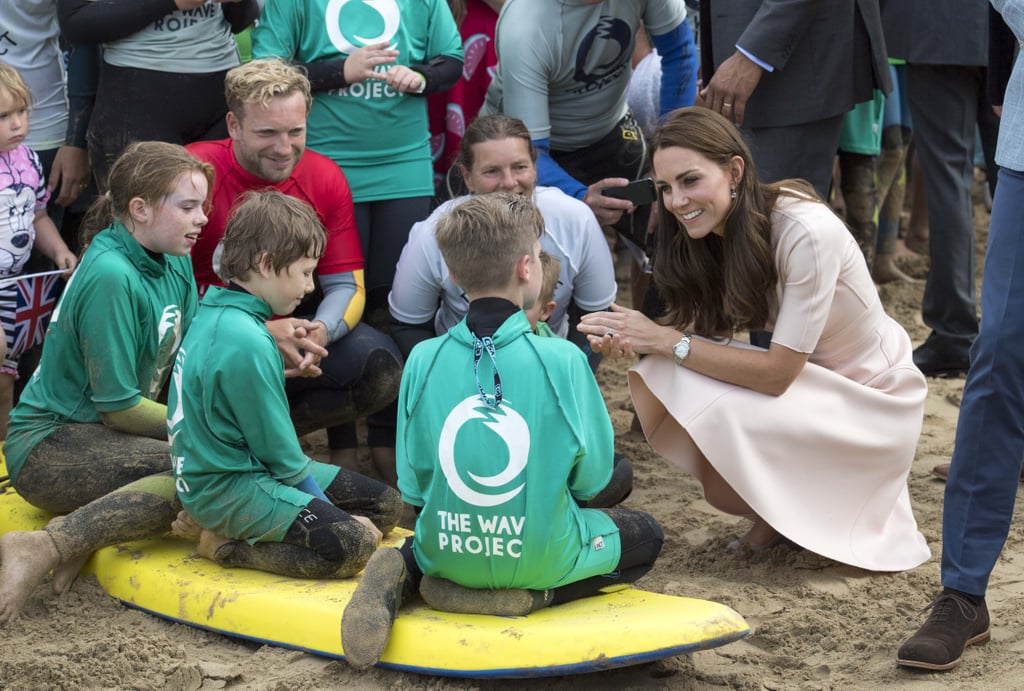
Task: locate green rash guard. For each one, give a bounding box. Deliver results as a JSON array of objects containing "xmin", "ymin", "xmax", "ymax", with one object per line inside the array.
[
  {"xmin": 396, "ymin": 311, "xmax": 621, "ymax": 590},
  {"xmin": 252, "ymin": 0, "xmax": 462, "ymax": 202},
  {"xmin": 5, "ymin": 223, "xmax": 197, "ymax": 484},
  {"xmin": 168, "ymin": 286, "xmax": 340, "ymax": 544}
]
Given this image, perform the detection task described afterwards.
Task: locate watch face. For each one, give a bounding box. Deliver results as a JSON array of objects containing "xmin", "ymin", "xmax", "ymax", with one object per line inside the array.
[{"xmin": 673, "ymin": 337, "xmax": 690, "ymax": 360}]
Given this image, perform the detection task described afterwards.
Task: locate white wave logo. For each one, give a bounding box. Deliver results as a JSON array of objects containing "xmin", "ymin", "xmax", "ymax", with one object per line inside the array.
[
  {"xmin": 157, "ymin": 304, "xmax": 182, "ymax": 350},
  {"xmin": 325, "ymin": 0, "xmax": 401, "ymax": 54},
  {"xmin": 148, "ymin": 304, "xmax": 183, "ymax": 397},
  {"xmin": 439, "ymin": 396, "xmax": 529, "ymax": 507}
]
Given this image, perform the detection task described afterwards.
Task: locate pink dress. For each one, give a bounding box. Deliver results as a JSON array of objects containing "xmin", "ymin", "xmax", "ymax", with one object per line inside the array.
[{"xmin": 629, "ymin": 196, "xmax": 930, "ymax": 572}]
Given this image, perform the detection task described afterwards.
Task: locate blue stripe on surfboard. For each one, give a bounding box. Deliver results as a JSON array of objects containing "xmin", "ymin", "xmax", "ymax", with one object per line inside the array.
[{"xmin": 111, "ymin": 598, "xmax": 750, "ymax": 679}]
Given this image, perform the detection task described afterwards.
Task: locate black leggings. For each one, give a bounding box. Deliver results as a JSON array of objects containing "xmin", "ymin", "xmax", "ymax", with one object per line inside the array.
[
  {"xmin": 548, "ymin": 508, "xmax": 664, "ymax": 605},
  {"xmin": 285, "ymin": 322, "xmax": 404, "ymax": 449},
  {"xmin": 353, "ymin": 196, "xmax": 432, "ymax": 329},
  {"xmin": 88, "ymin": 62, "xmax": 230, "ymax": 190},
  {"xmin": 215, "ymin": 469, "xmax": 403, "ymax": 579},
  {"xmin": 334, "ymin": 198, "xmax": 430, "ymax": 452}
]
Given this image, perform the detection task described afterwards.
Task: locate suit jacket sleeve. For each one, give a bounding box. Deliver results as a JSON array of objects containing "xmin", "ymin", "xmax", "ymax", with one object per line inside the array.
[{"xmin": 734, "ymin": 0, "xmax": 821, "ymax": 71}]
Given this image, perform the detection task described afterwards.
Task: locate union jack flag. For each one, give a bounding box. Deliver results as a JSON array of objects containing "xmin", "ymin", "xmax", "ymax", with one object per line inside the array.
[{"xmin": 11, "ymin": 274, "xmax": 62, "ymax": 358}]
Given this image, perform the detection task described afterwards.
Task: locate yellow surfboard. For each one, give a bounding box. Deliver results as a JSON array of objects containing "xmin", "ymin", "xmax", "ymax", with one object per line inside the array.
[{"xmin": 0, "ymin": 463, "xmax": 750, "ymax": 678}]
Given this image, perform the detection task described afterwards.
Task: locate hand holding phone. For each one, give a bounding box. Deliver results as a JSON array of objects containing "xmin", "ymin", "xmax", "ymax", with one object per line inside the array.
[{"xmin": 600, "ymin": 178, "xmax": 657, "ymax": 206}]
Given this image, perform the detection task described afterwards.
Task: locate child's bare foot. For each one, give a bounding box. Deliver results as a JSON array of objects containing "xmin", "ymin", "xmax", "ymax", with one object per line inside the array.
[
  {"xmin": 196, "ymin": 529, "xmax": 233, "ymax": 561},
  {"xmin": 170, "ymin": 510, "xmax": 202, "ymax": 541},
  {"xmin": 0, "ymin": 530, "xmax": 61, "ymax": 625},
  {"xmin": 46, "ymin": 516, "xmax": 88, "ymax": 595},
  {"xmin": 872, "ymin": 254, "xmax": 919, "ymax": 284},
  {"xmin": 170, "ymin": 511, "xmax": 231, "ymax": 561}
]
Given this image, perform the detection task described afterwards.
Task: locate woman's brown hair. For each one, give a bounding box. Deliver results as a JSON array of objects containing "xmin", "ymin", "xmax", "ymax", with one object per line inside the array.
[
  {"xmin": 458, "ymin": 114, "xmax": 538, "ymax": 172},
  {"xmin": 650, "ymin": 107, "xmax": 817, "ymax": 335}
]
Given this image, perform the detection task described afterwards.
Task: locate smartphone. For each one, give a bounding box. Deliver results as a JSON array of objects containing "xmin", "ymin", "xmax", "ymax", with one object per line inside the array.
[{"xmin": 601, "ymin": 177, "xmax": 657, "ymax": 206}]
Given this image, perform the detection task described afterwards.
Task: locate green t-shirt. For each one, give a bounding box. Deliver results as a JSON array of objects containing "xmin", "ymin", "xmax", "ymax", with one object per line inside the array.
[
  {"xmin": 168, "ymin": 286, "xmax": 338, "ymax": 543},
  {"xmin": 397, "ymin": 311, "xmax": 620, "ymax": 590},
  {"xmin": 252, "ymin": 0, "xmax": 463, "ymax": 202},
  {"xmin": 5, "ymin": 224, "xmax": 197, "ymax": 483}
]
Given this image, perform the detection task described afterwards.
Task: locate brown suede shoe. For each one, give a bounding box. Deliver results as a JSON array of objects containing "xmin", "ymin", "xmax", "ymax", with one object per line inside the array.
[
  {"xmin": 933, "ymin": 462, "xmax": 1024, "ymax": 482},
  {"xmin": 897, "ymin": 590, "xmax": 991, "ymax": 671}
]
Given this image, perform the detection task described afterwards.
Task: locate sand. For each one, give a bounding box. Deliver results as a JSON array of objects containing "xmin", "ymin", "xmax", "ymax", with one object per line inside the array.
[{"xmin": 3, "ymin": 190, "xmax": 1015, "ymax": 691}]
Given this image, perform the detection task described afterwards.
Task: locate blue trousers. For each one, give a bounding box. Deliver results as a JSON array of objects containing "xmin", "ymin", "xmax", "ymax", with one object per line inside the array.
[{"xmin": 942, "ymin": 166, "xmax": 1024, "ymax": 597}]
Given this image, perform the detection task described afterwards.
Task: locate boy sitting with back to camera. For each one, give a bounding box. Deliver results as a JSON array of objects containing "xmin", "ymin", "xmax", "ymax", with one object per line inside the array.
[{"xmin": 340, "ymin": 192, "xmax": 664, "ymax": 669}]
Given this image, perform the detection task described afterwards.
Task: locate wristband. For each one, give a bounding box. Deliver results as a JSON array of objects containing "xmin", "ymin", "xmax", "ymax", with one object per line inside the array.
[{"xmin": 411, "ymin": 70, "xmax": 426, "ymax": 94}]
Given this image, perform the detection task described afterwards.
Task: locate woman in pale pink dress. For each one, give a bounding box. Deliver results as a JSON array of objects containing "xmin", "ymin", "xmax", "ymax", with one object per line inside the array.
[{"xmin": 579, "ymin": 107, "xmax": 930, "ymax": 572}]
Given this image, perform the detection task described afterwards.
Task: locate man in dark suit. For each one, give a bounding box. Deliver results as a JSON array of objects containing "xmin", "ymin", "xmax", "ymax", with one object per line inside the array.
[
  {"xmin": 881, "ymin": 0, "xmax": 988, "ymax": 377},
  {"xmin": 697, "ymin": 0, "xmax": 890, "ymax": 198}
]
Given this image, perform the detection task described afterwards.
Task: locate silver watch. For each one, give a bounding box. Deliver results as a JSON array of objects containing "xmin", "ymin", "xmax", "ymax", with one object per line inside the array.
[{"xmin": 672, "ymin": 334, "xmax": 691, "ymax": 364}]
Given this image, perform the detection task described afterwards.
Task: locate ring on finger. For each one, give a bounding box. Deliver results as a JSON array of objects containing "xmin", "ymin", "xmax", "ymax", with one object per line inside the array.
[{"xmin": 604, "ymin": 329, "xmax": 615, "ymax": 337}]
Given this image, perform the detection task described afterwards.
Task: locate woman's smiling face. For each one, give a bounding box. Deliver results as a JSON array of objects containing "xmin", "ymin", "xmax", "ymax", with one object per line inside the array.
[
  {"xmin": 462, "ymin": 137, "xmax": 537, "ymax": 197},
  {"xmin": 653, "ymin": 146, "xmax": 742, "ymax": 240}
]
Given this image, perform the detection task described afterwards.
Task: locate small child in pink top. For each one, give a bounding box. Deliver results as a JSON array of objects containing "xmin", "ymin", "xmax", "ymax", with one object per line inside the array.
[{"xmin": 0, "ymin": 62, "xmax": 78, "ymax": 440}]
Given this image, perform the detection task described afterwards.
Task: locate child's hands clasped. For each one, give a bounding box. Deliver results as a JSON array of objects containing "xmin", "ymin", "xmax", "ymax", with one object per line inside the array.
[{"xmin": 267, "ymin": 317, "xmax": 329, "ymax": 378}]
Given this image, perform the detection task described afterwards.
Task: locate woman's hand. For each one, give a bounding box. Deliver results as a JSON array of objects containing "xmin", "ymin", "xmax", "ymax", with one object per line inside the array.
[
  {"xmin": 343, "ymin": 42, "xmax": 399, "ymax": 84},
  {"xmin": 47, "ymin": 146, "xmax": 90, "ymax": 208},
  {"xmin": 582, "ymin": 178, "xmax": 633, "ymax": 228},
  {"xmin": 577, "ymin": 303, "xmax": 678, "ymax": 359}
]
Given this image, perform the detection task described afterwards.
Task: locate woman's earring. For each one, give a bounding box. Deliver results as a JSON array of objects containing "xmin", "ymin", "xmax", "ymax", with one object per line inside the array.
[{"xmin": 730, "ymin": 186, "xmax": 737, "ymax": 199}]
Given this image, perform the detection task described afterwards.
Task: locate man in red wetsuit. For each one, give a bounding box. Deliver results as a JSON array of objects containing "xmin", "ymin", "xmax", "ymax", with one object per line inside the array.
[{"xmin": 187, "ymin": 58, "xmax": 403, "ymax": 479}]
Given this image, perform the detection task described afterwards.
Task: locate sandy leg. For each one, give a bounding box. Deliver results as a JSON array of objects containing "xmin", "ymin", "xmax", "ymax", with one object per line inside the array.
[
  {"xmin": 0, "ymin": 530, "xmax": 61, "ymax": 626},
  {"xmin": 46, "ymin": 516, "xmax": 89, "ymax": 595},
  {"xmin": 341, "ymin": 547, "xmax": 407, "ymax": 669}
]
